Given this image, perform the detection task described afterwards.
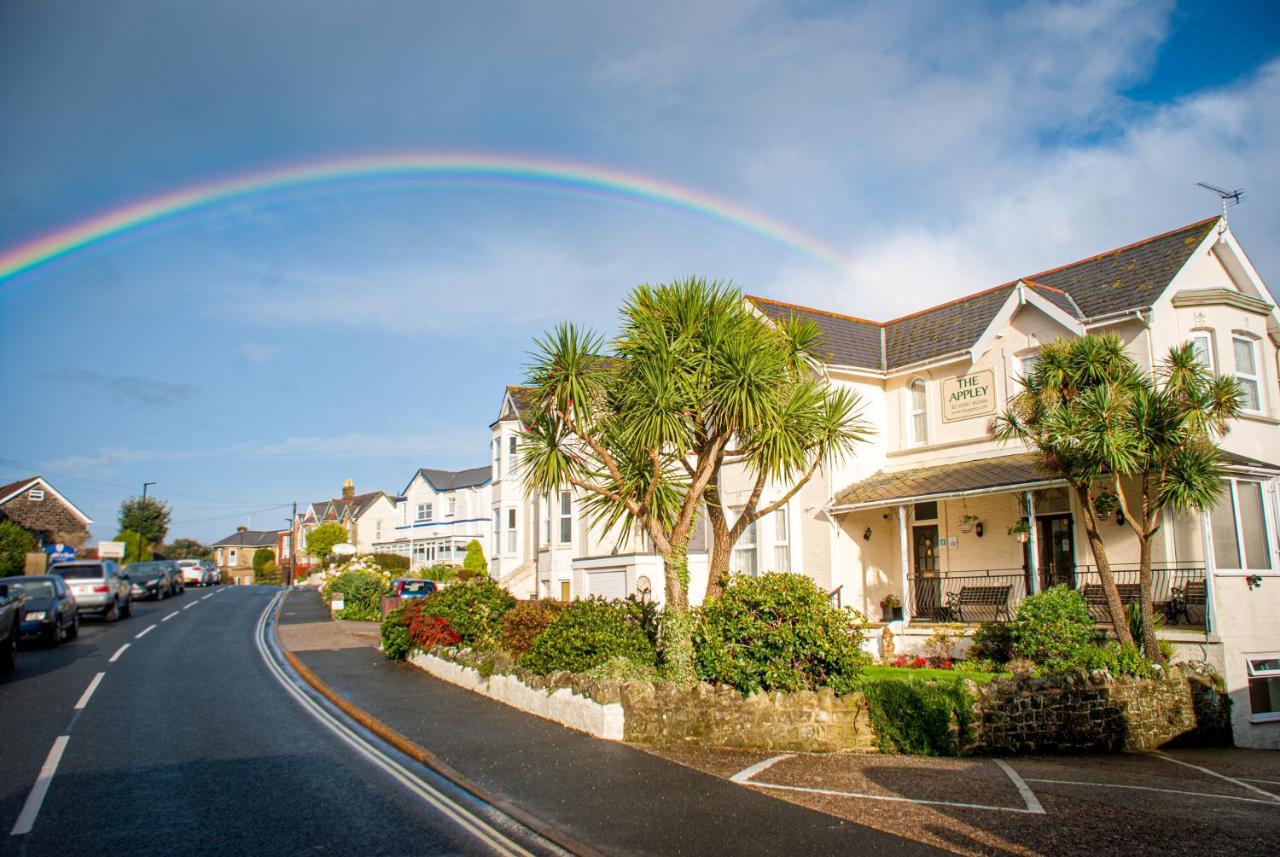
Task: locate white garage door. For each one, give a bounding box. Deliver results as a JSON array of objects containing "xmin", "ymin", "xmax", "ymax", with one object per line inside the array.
[{"xmin": 586, "ymin": 569, "xmax": 627, "ymax": 600}]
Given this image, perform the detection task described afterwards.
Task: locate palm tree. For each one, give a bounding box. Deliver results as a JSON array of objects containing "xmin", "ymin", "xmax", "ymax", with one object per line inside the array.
[
  {"xmin": 518, "ymin": 278, "xmax": 867, "ymax": 683},
  {"xmin": 992, "ymin": 334, "xmax": 1140, "ymax": 645},
  {"xmin": 1109, "ymin": 344, "xmax": 1241, "ymax": 660}
]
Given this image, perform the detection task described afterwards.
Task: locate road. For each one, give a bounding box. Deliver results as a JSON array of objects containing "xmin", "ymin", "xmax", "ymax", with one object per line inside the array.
[{"xmin": 0, "ymin": 585, "xmax": 553, "ymax": 857}]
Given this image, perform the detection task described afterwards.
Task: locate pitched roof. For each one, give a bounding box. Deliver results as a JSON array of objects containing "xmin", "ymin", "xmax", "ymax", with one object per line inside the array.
[
  {"xmin": 328, "ymin": 491, "xmax": 387, "ymax": 518},
  {"xmin": 0, "ymin": 475, "xmax": 94, "ymax": 524},
  {"xmin": 212, "ymin": 529, "xmax": 282, "ymax": 548},
  {"xmin": 417, "ymin": 466, "xmax": 491, "ymax": 492},
  {"xmin": 750, "ymin": 217, "xmax": 1221, "ymax": 371},
  {"xmin": 0, "ymin": 477, "xmax": 38, "ymax": 500},
  {"xmin": 833, "ymin": 453, "xmax": 1059, "ymax": 509}
]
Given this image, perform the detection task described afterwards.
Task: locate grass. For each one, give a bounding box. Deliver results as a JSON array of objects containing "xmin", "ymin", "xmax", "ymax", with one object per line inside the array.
[{"xmin": 860, "ymin": 665, "xmax": 1002, "ymax": 685}]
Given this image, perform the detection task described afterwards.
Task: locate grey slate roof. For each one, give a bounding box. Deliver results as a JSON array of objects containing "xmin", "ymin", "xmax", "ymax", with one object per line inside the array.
[
  {"xmin": 212, "ymin": 529, "xmax": 281, "ymax": 548},
  {"xmin": 833, "ymin": 453, "xmax": 1057, "ymax": 509},
  {"xmin": 418, "ymin": 466, "xmax": 491, "ymax": 491},
  {"xmin": 750, "ymin": 217, "xmax": 1221, "ymax": 371}
]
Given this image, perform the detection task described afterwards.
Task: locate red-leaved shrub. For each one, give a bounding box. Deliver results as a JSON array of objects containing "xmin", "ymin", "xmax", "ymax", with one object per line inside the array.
[{"xmin": 405, "ymin": 601, "xmax": 461, "ymax": 650}]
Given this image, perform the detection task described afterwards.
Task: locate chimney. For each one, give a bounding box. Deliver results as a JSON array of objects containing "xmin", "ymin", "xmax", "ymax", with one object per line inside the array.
[
  {"xmin": 342, "ymin": 478, "xmax": 355, "ymax": 499},
  {"xmin": 237, "ymin": 525, "xmax": 248, "ymax": 532}
]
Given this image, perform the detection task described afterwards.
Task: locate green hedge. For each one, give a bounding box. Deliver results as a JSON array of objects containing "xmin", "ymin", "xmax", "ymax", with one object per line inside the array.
[
  {"xmin": 1010, "ymin": 586, "xmax": 1096, "ymax": 671},
  {"xmin": 694, "ymin": 573, "xmax": 867, "ymax": 695},
  {"xmin": 520, "ymin": 598, "xmax": 655, "ymax": 675},
  {"xmin": 381, "ymin": 607, "xmax": 411, "ymax": 660},
  {"xmin": 861, "ymin": 677, "xmax": 975, "ymax": 756},
  {"xmin": 500, "ymin": 599, "xmax": 564, "ymax": 657},
  {"xmin": 417, "ymin": 577, "xmax": 515, "ymax": 648}
]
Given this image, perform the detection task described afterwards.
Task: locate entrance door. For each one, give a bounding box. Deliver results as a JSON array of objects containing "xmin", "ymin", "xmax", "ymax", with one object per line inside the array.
[
  {"xmin": 912, "ymin": 525, "xmax": 940, "ymax": 619},
  {"xmin": 1025, "ymin": 514, "xmax": 1075, "ymax": 590}
]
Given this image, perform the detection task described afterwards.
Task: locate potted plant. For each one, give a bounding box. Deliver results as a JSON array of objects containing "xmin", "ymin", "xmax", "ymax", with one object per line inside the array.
[
  {"xmin": 957, "ymin": 513, "xmax": 980, "ymax": 534},
  {"xmin": 1007, "ymin": 520, "xmax": 1030, "ymax": 543},
  {"xmin": 879, "ymin": 593, "xmax": 903, "ymax": 622},
  {"xmin": 1093, "ymin": 490, "xmax": 1120, "ymax": 518}
]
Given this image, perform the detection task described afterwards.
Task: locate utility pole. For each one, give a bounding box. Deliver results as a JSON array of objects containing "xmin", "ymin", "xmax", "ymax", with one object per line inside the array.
[
  {"xmin": 287, "ymin": 502, "xmax": 298, "ymax": 586},
  {"xmin": 138, "ymin": 482, "xmax": 157, "ymax": 563}
]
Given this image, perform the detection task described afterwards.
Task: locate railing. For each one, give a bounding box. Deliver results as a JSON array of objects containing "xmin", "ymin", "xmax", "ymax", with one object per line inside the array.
[{"xmin": 905, "ymin": 563, "xmax": 1207, "ymax": 629}]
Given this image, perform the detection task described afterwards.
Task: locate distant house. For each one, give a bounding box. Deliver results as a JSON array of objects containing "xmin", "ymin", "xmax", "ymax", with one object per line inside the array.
[
  {"xmin": 212, "ymin": 527, "xmax": 282, "ymax": 583},
  {"xmin": 0, "ymin": 476, "xmax": 93, "ymax": 551},
  {"xmin": 373, "ymin": 466, "xmax": 491, "ymax": 569},
  {"xmin": 292, "ymin": 479, "xmax": 398, "ymax": 571}
]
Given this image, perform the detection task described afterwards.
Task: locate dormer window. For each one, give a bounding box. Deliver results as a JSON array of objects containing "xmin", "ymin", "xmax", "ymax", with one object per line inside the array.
[{"xmin": 910, "ymin": 379, "xmax": 928, "ymax": 445}]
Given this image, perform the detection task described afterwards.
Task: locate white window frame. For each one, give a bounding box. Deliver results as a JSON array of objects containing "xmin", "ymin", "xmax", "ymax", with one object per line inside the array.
[
  {"xmin": 493, "ymin": 438, "xmax": 502, "ymax": 479},
  {"xmin": 909, "ymin": 379, "xmax": 928, "ymax": 446},
  {"xmin": 27, "ymin": 488, "xmax": 44, "ymax": 501},
  {"xmin": 559, "ymin": 491, "xmax": 573, "ymax": 544},
  {"xmin": 773, "ymin": 506, "xmax": 790, "ymax": 572},
  {"xmin": 733, "ymin": 509, "xmax": 758, "ymax": 577},
  {"xmin": 416, "ymin": 502, "xmax": 432, "ymax": 522},
  {"xmin": 1209, "ymin": 477, "xmax": 1277, "ymax": 574},
  {"xmin": 375, "ymin": 521, "xmax": 381, "ymax": 540},
  {"xmin": 506, "ymin": 508, "xmax": 518, "ymax": 554},
  {"xmin": 1246, "ymin": 654, "xmax": 1280, "ymax": 723},
  {"xmin": 1233, "ymin": 334, "xmax": 1262, "ymax": 413},
  {"xmin": 491, "ymin": 512, "xmax": 500, "ymax": 555},
  {"xmin": 507, "ymin": 435, "xmax": 518, "ymax": 475},
  {"xmin": 447, "ymin": 496, "xmax": 457, "ymax": 517},
  {"xmin": 229, "ymin": 549, "xmax": 237, "ymax": 566},
  {"xmin": 543, "ymin": 494, "xmax": 551, "ymax": 545},
  {"xmin": 1190, "ymin": 331, "xmax": 1215, "ymax": 374}
]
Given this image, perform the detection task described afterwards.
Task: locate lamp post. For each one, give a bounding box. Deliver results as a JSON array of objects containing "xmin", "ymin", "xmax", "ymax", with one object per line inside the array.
[{"xmin": 142, "ymin": 481, "xmax": 156, "ymax": 500}]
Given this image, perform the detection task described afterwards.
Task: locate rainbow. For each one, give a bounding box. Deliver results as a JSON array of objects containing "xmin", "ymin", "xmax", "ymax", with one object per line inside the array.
[{"xmin": 0, "ymin": 152, "xmax": 854, "ymax": 283}]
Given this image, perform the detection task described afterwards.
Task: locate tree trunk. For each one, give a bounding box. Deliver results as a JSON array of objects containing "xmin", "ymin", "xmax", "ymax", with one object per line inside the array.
[
  {"xmin": 661, "ymin": 542, "xmax": 696, "ymax": 686},
  {"xmin": 1136, "ymin": 535, "xmax": 1160, "ymax": 660},
  {"xmin": 1072, "ymin": 483, "xmax": 1135, "ymax": 647},
  {"xmin": 704, "ymin": 484, "xmax": 731, "ymax": 601}
]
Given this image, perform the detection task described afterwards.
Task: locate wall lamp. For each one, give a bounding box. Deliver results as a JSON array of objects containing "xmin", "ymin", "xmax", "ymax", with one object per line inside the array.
[
  {"xmin": 975, "ymin": 522, "xmax": 984, "ymax": 538},
  {"xmin": 1115, "ymin": 509, "xmax": 1125, "ymax": 526},
  {"xmin": 1247, "ymin": 574, "xmax": 1264, "ymax": 591},
  {"xmin": 863, "ymin": 527, "xmax": 872, "ymax": 541}
]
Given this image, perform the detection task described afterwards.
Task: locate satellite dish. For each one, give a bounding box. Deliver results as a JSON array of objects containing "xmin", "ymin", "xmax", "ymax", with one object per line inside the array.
[{"xmin": 331, "ymin": 543, "xmax": 357, "ymax": 557}]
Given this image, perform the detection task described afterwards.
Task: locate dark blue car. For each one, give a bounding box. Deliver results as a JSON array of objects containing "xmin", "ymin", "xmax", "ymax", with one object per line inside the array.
[{"xmin": 0, "ymin": 575, "xmax": 79, "ymax": 644}]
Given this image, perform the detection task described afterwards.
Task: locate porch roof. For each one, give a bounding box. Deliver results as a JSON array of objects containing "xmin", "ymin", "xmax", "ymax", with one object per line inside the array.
[{"xmin": 831, "ymin": 453, "xmax": 1062, "ymax": 512}]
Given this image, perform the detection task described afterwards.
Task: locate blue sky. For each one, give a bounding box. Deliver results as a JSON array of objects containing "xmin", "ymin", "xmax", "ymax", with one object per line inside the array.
[{"xmin": 2, "ymin": 0, "xmax": 1278, "ymax": 544}]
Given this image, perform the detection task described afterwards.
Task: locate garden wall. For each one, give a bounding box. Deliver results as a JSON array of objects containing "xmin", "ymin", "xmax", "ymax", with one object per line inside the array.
[{"xmin": 973, "ymin": 668, "xmax": 1231, "ymax": 754}]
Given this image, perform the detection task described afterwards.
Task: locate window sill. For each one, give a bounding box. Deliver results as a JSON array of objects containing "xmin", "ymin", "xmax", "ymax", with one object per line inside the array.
[
  {"xmin": 1248, "ymin": 712, "xmax": 1280, "ymax": 725},
  {"xmin": 1213, "ymin": 570, "xmax": 1279, "ymax": 576},
  {"xmin": 1234, "ymin": 411, "xmax": 1280, "ymax": 426}
]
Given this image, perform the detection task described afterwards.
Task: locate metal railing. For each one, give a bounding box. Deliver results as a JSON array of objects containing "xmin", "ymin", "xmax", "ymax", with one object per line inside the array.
[{"xmin": 905, "ymin": 563, "xmax": 1207, "ymax": 628}]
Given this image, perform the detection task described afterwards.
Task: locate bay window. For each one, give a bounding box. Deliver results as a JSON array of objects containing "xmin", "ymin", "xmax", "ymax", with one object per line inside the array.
[
  {"xmin": 1208, "ymin": 478, "xmax": 1274, "ymax": 570},
  {"xmin": 559, "ymin": 491, "xmax": 572, "ymax": 544},
  {"xmin": 1233, "ymin": 336, "xmax": 1262, "ymax": 412},
  {"xmin": 733, "ymin": 511, "xmax": 758, "ymax": 577},
  {"xmin": 1190, "ymin": 332, "xmax": 1214, "ymax": 373},
  {"xmin": 506, "ymin": 508, "xmax": 517, "ymax": 554},
  {"xmin": 774, "ymin": 507, "xmax": 790, "ymax": 572}
]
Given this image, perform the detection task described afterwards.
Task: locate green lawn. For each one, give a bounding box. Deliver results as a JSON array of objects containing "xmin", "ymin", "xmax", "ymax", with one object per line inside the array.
[{"xmin": 860, "ymin": 664, "xmax": 1002, "ymax": 684}]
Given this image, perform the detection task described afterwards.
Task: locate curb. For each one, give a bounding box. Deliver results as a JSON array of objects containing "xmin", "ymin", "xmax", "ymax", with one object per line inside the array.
[{"xmin": 271, "ymin": 590, "xmax": 602, "ymax": 857}]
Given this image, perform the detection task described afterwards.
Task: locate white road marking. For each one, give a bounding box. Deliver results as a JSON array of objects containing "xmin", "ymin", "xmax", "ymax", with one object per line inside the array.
[
  {"xmin": 1153, "ymin": 751, "xmax": 1280, "ymax": 803},
  {"xmin": 183, "ymin": 601, "xmax": 197, "ymax": 610},
  {"xmin": 10, "ymin": 736, "xmax": 69, "ymax": 836},
  {"xmin": 730, "ymin": 754, "xmax": 793, "ymax": 783},
  {"xmin": 108, "ymin": 644, "xmax": 129, "ymax": 663},
  {"xmin": 1241, "ymin": 777, "xmax": 1280, "ymax": 786},
  {"xmin": 202, "ymin": 594, "xmax": 213, "ymax": 601},
  {"xmin": 1024, "ymin": 778, "xmax": 1280, "ymax": 806},
  {"xmin": 729, "ymin": 754, "xmax": 1044, "ymax": 815},
  {"xmin": 254, "ymin": 594, "xmax": 535, "ymax": 856},
  {"xmin": 161, "ymin": 611, "xmax": 179, "ymax": 622},
  {"xmin": 74, "ymin": 672, "xmax": 105, "ymax": 710},
  {"xmin": 135, "ymin": 624, "xmax": 156, "ymax": 639}
]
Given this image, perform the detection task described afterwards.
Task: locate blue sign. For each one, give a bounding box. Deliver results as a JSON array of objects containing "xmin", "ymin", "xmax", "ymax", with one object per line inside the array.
[{"xmin": 44, "ymin": 543, "xmax": 76, "ymax": 565}]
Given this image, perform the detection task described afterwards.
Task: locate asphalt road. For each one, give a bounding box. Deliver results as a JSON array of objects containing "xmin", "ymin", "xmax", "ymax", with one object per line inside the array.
[{"xmin": 0, "ymin": 585, "xmax": 539, "ymax": 857}]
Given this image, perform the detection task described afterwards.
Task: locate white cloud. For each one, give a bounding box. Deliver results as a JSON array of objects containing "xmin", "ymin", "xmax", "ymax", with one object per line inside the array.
[{"xmin": 236, "ymin": 342, "xmax": 282, "ymax": 363}]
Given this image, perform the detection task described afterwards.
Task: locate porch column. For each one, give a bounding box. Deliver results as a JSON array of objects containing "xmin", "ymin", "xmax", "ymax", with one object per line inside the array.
[
  {"xmin": 898, "ymin": 504, "xmax": 911, "ymax": 625},
  {"xmin": 1024, "ymin": 491, "xmax": 1040, "ymax": 595},
  {"xmin": 1198, "ymin": 509, "xmax": 1217, "ymax": 635}
]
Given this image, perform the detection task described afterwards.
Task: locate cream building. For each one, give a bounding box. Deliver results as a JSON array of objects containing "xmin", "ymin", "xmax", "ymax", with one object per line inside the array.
[{"xmin": 373, "ymin": 466, "xmax": 491, "ymax": 570}]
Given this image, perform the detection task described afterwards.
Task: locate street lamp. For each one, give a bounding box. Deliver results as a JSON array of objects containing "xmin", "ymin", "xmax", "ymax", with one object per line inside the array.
[{"xmin": 142, "ymin": 481, "xmax": 156, "ymax": 500}]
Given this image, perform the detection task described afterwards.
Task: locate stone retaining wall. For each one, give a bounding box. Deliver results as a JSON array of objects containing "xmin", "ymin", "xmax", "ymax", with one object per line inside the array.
[{"xmin": 974, "ymin": 668, "xmax": 1231, "ymax": 754}]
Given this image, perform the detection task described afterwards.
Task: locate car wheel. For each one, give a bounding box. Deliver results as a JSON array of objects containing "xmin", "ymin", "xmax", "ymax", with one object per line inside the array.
[
  {"xmin": 67, "ymin": 614, "xmax": 79, "ymax": 640},
  {"xmin": 104, "ymin": 599, "xmax": 119, "ymax": 622},
  {"xmin": 0, "ymin": 621, "xmax": 16, "ymax": 674}
]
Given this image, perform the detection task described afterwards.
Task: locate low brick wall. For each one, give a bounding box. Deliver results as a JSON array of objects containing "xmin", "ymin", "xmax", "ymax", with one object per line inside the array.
[
  {"xmin": 974, "ymin": 668, "xmax": 1231, "ymax": 754},
  {"xmin": 620, "ymin": 681, "xmax": 877, "ymax": 752}
]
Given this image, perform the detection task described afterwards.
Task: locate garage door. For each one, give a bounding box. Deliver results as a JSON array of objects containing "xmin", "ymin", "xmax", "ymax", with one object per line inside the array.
[{"xmin": 586, "ymin": 569, "xmax": 627, "ymax": 600}]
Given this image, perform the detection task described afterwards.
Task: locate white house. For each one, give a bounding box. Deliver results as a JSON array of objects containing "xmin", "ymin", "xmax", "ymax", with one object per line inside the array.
[{"xmin": 375, "ymin": 466, "xmax": 491, "ymax": 570}]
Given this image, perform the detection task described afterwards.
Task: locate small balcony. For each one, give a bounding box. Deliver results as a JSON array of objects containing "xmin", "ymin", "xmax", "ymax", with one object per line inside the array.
[{"xmin": 907, "ymin": 563, "xmax": 1207, "ymax": 629}]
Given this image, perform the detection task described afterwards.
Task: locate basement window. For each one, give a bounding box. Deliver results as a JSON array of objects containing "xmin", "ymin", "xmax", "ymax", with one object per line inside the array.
[{"xmin": 1247, "ymin": 655, "xmax": 1280, "ymax": 723}]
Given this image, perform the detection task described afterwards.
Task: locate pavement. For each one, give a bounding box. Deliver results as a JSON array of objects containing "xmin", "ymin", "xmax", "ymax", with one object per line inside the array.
[{"xmin": 279, "ymin": 587, "xmax": 937, "ymax": 856}]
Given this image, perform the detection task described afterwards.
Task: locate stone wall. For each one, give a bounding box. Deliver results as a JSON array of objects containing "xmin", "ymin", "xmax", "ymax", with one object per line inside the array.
[
  {"xmin": 621, "ymin": 681, "xmax": 877, "ymax": 752},
  {"xmin": 974, "ymin": 668, "xmax": 1231, "ymax": 754}
]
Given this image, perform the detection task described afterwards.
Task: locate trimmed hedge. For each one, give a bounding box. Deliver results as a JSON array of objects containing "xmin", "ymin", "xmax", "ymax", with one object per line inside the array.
[
  {"xmin": 861, "ymin": 677, "xmax": 975, "ymax": 756},
  {"xmin": 371, "ymin": 552, "xmax": 411, "ymax": 573},
  {"xmin": 499, "ymin": 599, "xmax": 564, "ymax": 658},
  {"xmin": 381, "ymin": 607, "xmax": 411, "ymax": 660},
  {"xmin": 694, "ymin": 573, "xmax": 867, "ymax": 695},
  {"xmin": 520, "ymin": 598, "xmax": 655, "ymax": 675},
  {"xmin": 417, "ymin": 577, "xmax": 515, "ymax": 647}
]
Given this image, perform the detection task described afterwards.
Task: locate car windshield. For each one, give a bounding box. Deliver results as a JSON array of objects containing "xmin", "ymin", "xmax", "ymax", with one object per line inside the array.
[
  {"xmin": 53, "ymin": 564, "xmax": 104, "ymax": 579},
  {"xmin": 9, "ymin": 580, "xmax": 56, "ymax": 599},
  {"xmin": 400, "ymin": 580, "xmax": 432, "ymax": 594}
]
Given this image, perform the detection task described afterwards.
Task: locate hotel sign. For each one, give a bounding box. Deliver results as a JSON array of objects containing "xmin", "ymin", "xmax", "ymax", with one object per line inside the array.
[{"xmin": 941, "ymin": 370, "xmax": 995, "ymax": 422}]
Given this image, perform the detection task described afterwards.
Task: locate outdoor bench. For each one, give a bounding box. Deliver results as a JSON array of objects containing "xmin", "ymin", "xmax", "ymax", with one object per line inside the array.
[
  {"xmin": 1165, "ymin": 579, "xmax": 1206, "ymax": 626},
  {"xmin": 944, "ymin": 584, "xmax": 1013, "ymax": 623},
  {"xmin": 1081, "ymin": 583, "xmax": 1141, "ymax": 623}
]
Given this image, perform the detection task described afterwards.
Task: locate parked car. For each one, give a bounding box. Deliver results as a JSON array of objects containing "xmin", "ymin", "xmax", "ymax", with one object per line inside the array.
[
  {"xmin": 393, "ymin": 579, "xmax": 438, "ymax": 599},
  {"xmin": 200, "ymin": 559, "xmax": 221, "ymax": 585},
  {"xmin": 50, "ymin": 560, "xmax": 132, "ymax": 621},
  {"xmin": 176, "ymin": 559, "xmax": 210, "ymax": 587},
  {"xmin": 123, "ymin": 562, "xmax": 170, "ymax": 600},
  {"xmin": 0, "ymin": 575, "xmax": 78, "ymax": 644},
  {"xmin": 152, "ymin": 560, "xmax": 183, "ymax": 595},
  {"xmin": 0, "ymin": 581, "xmax": 21, "ymax": 674}
]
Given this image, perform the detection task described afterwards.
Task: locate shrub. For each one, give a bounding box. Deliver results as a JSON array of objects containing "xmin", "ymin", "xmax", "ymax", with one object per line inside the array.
[
  {"xmin": 0, "ymin": 521, "xmax": 37, "ymax": 577},
  {"xmin": 323, "ymin": 570, "xmax": 388, "ymax": 615},
  {"xmin": 463, "ymin": 539, "xmax": 487, "ymax": 574},
  {"xmin": 453, "ymin": 568, "xmax": 486, "ymax": 583},
  {"xmin": 623, "ymin": 595, "xmax": 661, "ymax": 651},
  {"xmin": 404, "ymin": 601, "xmax": 463, "ymax": 650},
  {"xmin": 255, "ymin": 560, "xmax": 282, "ymax": 585},
  {"xmin": 417, "ymin": 576, "xmax": 516, "ymax": 647},
  {"xmin": 693, "ymin": 573, "xmax": 867, "ymax": 695},
  {"xmin": 381, "ymin": 607, "xmax": 411, "ymax": 660},
  {"xmin": 499, "ymin": 599, "xmax": 565, "ymax": 657},
  {"xmin": 970, "ymin": 621, "xmax": 1014, "ymax": 664},
  {"xmin": 1010, "ymin": 586, "xmax": 1096, "ymax": 671},
  {"xmin": 252, "ymin": 548, "xmax": 274, "ymax": 573},
  {"xmin": 334, "ymin": 604, "xmax": 380, "ymax": 621},
  {"xmin": 428, "ymin": 563, "xmax": 458, "ymax": 582},
  {"xmin": 371, "ymin": 552, "xmax": 411, "ymax": 573},
  {"xmin": 922, "ymin": 625, "xmax": 964, "ymax": 661},
  {"xmin": 862, "ymin": 678, "xmax": 974, "ymax": 756},
  {"xmin": 1077, "ymin": 642, "xmax": 1155, "ymax": 678},
  {"xmin": 582, "ymin": 655, "xmax": 662, "ymax": 682},
  {"xmin": 520, "ymin": 598, "xmax": 655, "ymax": 675}
]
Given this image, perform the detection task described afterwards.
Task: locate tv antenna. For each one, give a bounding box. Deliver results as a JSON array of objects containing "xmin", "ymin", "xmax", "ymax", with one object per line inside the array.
[{"xmin": 1197, "ymin": 182, "xmax": 1244, "ymax": 230}]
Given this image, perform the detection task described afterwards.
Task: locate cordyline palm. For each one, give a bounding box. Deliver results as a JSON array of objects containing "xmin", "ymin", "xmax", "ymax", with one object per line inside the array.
[
  {"xmin": 992, "ymin": 334, "xmax": 1142, "ymax": 645},
  {"xmin": 518, "ymin": 277, "xmax": 867, "ymax": 684},
  {"xmin": 1107, "ymin": 344, "xmax": 1241, "ymax": 660}
]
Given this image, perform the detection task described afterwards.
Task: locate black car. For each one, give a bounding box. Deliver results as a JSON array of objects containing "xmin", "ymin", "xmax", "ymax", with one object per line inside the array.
[
  {"xmin": 0, "ymin": 575, "xmax": 79, "ymax": 644},
  {"xmin": 123, "ymin": 562, "xmax": 171, "ymax": 601}
]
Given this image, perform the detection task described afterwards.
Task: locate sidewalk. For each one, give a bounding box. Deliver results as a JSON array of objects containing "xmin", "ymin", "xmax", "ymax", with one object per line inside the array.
[{"xmin": 276, "ymin": 588, "xmax": 937, "ymax": 856}]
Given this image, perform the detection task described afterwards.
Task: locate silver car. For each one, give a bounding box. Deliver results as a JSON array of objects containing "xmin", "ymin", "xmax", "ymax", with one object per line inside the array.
[{"xmin": 50, "ymin": 560, "xmax": 133, "ymax": 621}]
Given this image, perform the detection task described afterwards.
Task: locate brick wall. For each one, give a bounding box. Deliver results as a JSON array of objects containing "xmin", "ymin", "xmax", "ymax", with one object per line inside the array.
[{"xmin": 0, "ymin": 490, "xmax": 90, "ymax": 548}]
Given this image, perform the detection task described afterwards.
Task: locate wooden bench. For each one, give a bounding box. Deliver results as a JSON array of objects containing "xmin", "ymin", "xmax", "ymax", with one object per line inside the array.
[
  {"xmin": 945, "ymin": 584, "xmax": 1013, "ymax": 623},
  {"xmin": 1165, "ymin": 579, "xmax": 1206, "ymax": 626},
  {"xmin": 1081, "ymin": 583, "xmax": 1141, "ymax": 623}
]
